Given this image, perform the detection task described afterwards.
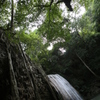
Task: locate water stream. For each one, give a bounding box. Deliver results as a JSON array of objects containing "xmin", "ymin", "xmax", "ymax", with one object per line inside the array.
[{"xmin": 48, "ymin": 74, "xmax": 83, "ymax": 100}]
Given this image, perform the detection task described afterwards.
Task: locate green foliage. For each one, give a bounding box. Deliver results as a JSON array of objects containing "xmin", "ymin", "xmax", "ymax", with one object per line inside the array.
[
  {"xmin": 1, "ymin": 0, "xmax": 100, "ymax": 98},
  {"xmin": 0, "ymin": 0, "xmax": 11, "ymax": 27},
  {"xmin": 92, "ymin": 0, "xmax": 100, "ymax": 32},
  {"xmin": 14, "ymin": 0, "xmax": 43, "ymax": 29},
  {"xmin": 73, "ymin": 0, "xmax": 94, "ymax": 9},
  {"xmin": 36, "ymin": 1, "xmax": 100, "ymax": 98},
  {"xmin": 17, "ymin": 30, "xmax": 44, "ymax": 62}
]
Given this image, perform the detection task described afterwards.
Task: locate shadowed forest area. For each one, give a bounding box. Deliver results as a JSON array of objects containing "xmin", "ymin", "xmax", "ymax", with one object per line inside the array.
[{"xmin": 0, "ymin": 0, "xmax": 100, "ymax": 100}]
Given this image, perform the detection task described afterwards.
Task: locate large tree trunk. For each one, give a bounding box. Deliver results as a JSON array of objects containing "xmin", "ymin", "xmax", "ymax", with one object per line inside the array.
[{"xmin": 0, "ymin": 30, "xmax": 58, "ymax": 100}]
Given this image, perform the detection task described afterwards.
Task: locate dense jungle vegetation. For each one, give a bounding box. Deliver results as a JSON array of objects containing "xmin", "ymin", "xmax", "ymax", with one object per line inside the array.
[{"xmin": 0, "ymin": 0, "xmax": 100, "ymax": 99}]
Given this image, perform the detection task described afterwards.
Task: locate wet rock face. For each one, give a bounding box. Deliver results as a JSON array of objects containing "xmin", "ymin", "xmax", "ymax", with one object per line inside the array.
[{"xmin": 0, "ymin": 31, "xmax": 57, "ymax": 100}]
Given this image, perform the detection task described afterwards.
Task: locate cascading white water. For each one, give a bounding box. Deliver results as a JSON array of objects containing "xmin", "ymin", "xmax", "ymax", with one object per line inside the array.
[{"xmin": 48, "ymin": 74, "xmax": 83, "ymax": 100}]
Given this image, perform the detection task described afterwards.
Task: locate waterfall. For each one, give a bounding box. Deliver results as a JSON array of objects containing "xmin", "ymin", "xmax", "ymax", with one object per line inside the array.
[{"xmin": 48, "ymin": 74, "xmax": 83, "ymax": 100}]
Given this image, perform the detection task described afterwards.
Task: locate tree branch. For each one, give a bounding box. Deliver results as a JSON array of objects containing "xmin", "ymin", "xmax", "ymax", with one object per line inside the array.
[
  {"xmin": 34, "ymin": 4, "xmax": 50, "ymax": 8},
  {"xmin": 50, "ymin": 0, "xmax": 54, "ymax": 6},
  {"xmin": 56, "ymin": 0, "xmax": 63, "ymax": 4},
  {"xmin": 34, "ymin": 0, "xmax": 54, "ymax": 8},
  {"xmin": 11, "ymin": 0, "xmax": 14, "ymax": 29}
]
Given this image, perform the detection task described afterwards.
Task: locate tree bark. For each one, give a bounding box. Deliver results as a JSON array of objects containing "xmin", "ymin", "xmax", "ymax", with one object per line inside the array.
[{"xmin": 0, "ymin": 31, "xmax": 58, "ymax": 100}]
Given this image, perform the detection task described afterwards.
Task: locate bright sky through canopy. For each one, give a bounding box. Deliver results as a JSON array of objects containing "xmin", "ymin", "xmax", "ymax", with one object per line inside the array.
[{"xmin": 47, "ymin": 5, "xmax": 86, "ymax": 50}]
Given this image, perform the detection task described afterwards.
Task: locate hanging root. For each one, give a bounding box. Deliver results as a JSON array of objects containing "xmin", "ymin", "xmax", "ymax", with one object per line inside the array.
[
  {"xmin": 76, "ymin": 53, "xmax": 100, "ymax": 79},
  {"xmin": 6, "ymin": 44, "xmax": 19, "ymax": 100}
]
